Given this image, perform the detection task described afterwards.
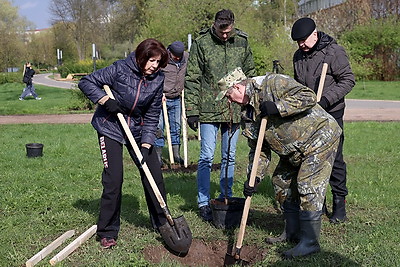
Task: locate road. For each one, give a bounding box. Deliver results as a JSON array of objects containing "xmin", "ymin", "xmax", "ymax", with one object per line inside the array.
[{"xmin": 0, "ymin": 74, "xmax": 399, "ymax": 124}]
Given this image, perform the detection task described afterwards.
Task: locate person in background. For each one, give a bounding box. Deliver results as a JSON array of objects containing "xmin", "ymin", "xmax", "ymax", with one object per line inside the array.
[
  {"xmin": 217, "ymin": 70, "xmax": 341, "ymax": 259},
  {"xmin": 78, "ymin": 38, "xmax": 170, "ymax": 249},
  {"xmin": 155, "ymin": 41, "xmax": 188, "ymax": 167},
  {"xmin": 291, "ymin": 17, "xmax": 355, "ymax": 224},
  {"xmin": 19, "ymin": 62, "xmax": 41, "ymax": 100},
  {"xmin": 184, "ymin": 9, "xmax": 256, "ymax": 222}
]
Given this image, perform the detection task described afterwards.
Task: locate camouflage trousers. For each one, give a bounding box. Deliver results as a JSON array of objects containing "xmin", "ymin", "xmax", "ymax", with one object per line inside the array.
[{"xmin": 272, "ymin": 136, "xmax": 340, "ymax": 212}]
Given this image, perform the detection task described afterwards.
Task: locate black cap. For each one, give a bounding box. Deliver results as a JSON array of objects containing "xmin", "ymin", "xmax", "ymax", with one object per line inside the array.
[
  {"xmin": 168, "ymin": 41, "xmax": 185, "ymax": 58},
  {"xmin": 291, "ymin": 17, "xmax": 316, "ymax": 41}
]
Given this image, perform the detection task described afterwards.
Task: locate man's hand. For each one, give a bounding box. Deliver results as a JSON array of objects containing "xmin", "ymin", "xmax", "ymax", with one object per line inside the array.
[
  {"xmin": 243, "ymin": 177, "xmax": 261, "ymax": 197},
  {"xmin": 140, "ymin": 146, "xmax": 150, "ymax": 164},
  {"xmin": 187, "ymin": 115, "xmax": 199, "ymax": 131},
  {"xmin": 259, "ymin": 101, "xmax": 279, "ymax": 117},
  {"xmin": 104, "ymin": 98, "xmax": 123, "ymax": 114},
  {"xmin": 318, "ymin": 96, "xmax": 329, "ymax": 109}
]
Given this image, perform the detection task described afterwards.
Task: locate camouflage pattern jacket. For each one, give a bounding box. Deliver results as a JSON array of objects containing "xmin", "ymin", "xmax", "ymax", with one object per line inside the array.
[
  {"xmin": 242, "ymin": 73, "xmax": 342, "ymax": 179},
  {"xmin": 184, "ymin": 26, "xmax": 256, "ymax": 123}
]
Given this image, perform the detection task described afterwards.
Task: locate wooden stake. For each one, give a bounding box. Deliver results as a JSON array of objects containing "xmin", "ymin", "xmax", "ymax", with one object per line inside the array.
[
  {"xmin": 25, "ymin": 230, "xmax": 75, "ymax": 267},
  {"xmin": 163, "ymin": 100, "xmax": 175, "ymax": 164},
  {"xmin": 181, "ymin": 90, "xmax": 188, "ymax": 168},
  {"xmin": 49, "ymin": 225, "xmax": 97, "ymax": 266}
]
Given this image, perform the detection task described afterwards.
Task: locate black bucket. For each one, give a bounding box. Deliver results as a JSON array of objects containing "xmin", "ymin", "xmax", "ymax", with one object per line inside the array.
[
  {"xmin": 26, "ymin": 143, "xmax": 44, "ymax": 158},
  {"xmin": 210, "ymin": 197, "xmax": 245, "ymax": 229}
]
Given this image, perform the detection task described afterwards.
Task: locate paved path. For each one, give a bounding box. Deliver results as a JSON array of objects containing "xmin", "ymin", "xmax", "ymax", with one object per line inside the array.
[
  {"xmin": 0, "ymin": 74, "xmax": 399, "ymax": 124},
  {"xmin": 33, "ymin": 73, "xmax": 77, "ymax": 89}
]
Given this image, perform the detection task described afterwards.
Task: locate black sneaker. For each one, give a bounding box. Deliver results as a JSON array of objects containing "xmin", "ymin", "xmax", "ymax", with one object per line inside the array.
[{"xmin": 199, "ymin": 205, "xmax": 213, "ymax": 222}]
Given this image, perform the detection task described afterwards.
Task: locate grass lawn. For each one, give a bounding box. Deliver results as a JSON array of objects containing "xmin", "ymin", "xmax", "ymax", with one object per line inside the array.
[
  {"xmin": 347, "ymin": 80, "xmax": 400, "ymax": 100},
  {"xmin": 0, "ymin": 82, "xmax": 92, "ymax": 115},
  {"xmin": 1, "ymin": 122, "xmax": 399, "ymax": 266}
]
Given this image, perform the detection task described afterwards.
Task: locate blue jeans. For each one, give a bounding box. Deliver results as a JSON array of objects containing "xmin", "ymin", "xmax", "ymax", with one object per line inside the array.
[
  {"xmin": 20, "ymin": 84, "xmax": 39, "ymax": 99},
  {"xmin": 155, "ymin": 97, "xmax": 181, "ymax": 147},
  {"xmin": 197, "ymin": 122, "xmax": 240, "ymax": 207}
]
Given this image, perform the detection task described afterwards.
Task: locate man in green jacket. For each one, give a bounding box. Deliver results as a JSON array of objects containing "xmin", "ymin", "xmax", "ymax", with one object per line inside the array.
[{"xmin": 185, "ymin": 9, "xmax": 255, "ymax": 222}]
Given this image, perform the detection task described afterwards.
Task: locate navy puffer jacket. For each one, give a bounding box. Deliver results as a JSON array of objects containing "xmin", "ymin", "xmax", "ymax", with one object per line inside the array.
[{"xmin": 78, "ymin": 52, "xmax": 164, "ymax": 145}]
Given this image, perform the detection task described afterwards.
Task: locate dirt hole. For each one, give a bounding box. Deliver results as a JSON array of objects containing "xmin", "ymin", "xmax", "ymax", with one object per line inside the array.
[{"xmin": 143, "ymin": 239, "xmax": 269, "ymax": 266}]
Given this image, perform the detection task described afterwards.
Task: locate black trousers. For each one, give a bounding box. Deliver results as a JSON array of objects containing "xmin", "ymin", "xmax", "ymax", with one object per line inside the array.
[
  {"xmin": 96, "ymin": 134, "xmax": 167, "ymax": 239},
  {"xmin": 329, "ymin": 113, "xmax": 348, "ymax": 197}
]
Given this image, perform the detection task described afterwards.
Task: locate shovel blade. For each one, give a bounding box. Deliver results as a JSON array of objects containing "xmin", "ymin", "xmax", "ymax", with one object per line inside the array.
[{"xmin": 159, "ymin": 215, "xmax": 192, "ymax": 255}]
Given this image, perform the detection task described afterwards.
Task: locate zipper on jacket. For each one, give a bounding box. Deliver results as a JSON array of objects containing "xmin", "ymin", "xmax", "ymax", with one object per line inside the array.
[{"xmin": 128, "ymin": 78, "xmax": 144, "ymax": 127}]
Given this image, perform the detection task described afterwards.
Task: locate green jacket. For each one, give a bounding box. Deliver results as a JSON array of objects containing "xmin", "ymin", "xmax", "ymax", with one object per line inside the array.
[{"xmin": 184, "ymin": 26, "xmax": 256, "ymax": 123}]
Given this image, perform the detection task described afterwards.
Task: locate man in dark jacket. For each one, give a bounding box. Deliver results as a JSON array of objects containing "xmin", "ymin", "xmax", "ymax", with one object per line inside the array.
[
  {"xmin": 19, "ymin": 62, "xmax": 41, "ymax": 100},
  {"xmin": 185, "ymin": 9, "xmax": 256, "ymax": 222},
  {"xmin": 291, "ymin": 17, "xmax": 355, "ymax": 224},
  {"xmin": 155, "ymin": 41, "xmax": 188, "ymax": 166}
]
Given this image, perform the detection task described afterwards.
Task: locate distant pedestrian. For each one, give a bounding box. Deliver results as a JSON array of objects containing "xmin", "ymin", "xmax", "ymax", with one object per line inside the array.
[{"xmin": 19, "ymin": 62, "xmax": 41, "ymax": 100}]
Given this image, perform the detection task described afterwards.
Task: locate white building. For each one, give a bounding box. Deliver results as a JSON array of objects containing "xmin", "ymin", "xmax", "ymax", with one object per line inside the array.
[{"xmin": 298, "ymin": 0, "xmax": 346, "ymax": 15}]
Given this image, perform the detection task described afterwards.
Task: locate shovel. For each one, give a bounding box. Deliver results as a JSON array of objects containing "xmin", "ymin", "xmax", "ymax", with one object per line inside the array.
[
  {"xmin": 104, "ymin": 85, "xmax": 192, "ymax": 254},
  {"xmin": 229, "ymin": 117, "xmax": 268, "ymax": 264}
]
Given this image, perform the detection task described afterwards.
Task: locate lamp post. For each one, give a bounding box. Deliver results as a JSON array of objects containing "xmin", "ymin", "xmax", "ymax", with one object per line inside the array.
[
  {"xmin": 92, "ymin": 43, "xmax": 96, "ymax": 72},
  {"xmin": 57, "ymin": 49, "xmax": 60, "ymax": 66}
]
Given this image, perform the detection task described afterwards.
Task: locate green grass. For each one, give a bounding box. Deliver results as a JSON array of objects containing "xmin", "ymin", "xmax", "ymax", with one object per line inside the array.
[
  {"xmin": 1, "ymin": 122, "xmax": 399, "ymax": 266},
  {"xmin": 347, "ymin": 80, "xmax": 400, "ymax": 100},
  {"xmin": 0, "ymin": 83, "xmax": 92, "ymax": 115}
]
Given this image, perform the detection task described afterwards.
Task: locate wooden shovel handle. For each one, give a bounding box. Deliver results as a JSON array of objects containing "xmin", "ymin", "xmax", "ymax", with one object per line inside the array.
[
  {"xmin": 316, "ymin": 63, "xmax": 328, "ymax": 102},
  {"xmin": 234, "ymin": 117, "xmax": 268, "ymax": 258},
  {"xmin": 103, "ymin": 85, "xmax": 173, "ymax": 224}
]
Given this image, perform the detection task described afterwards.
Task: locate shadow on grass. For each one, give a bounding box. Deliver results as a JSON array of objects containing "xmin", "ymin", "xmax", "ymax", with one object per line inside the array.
[
  {"xmin": 267, "ymin": 250, "xmax": 361, "ymax": 266},
  {"xmin": 72, "ymin": 194, "xmax": 151, "ymax": 228}
]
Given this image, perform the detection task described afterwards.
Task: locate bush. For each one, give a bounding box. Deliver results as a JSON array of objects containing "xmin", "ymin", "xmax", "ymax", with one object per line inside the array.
[
  {"xmin": 0, "ymin": 72, "xmax": 23, "ymax": 84},
  {"xmin": 57, "ymin": 59, "xmax": 114, "ymax": 78},
  {"xmin": 68, "ymin": 84, "xmax": 96, "ymax": 111}
]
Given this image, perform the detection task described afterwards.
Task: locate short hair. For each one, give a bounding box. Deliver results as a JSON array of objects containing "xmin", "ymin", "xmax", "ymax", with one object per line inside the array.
[
  {"xmin": 135, "ymin": 38, "xmax": 168, "ymax": 71},
  {"xmin": 214, "ymin": 9, "xmax": 235, "ymax": 30}
]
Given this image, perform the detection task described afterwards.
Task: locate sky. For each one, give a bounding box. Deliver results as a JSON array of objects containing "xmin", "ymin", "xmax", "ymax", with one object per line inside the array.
[{"xmin": 12, "ymin": 0, "xmax": 52, "ymax": 29}]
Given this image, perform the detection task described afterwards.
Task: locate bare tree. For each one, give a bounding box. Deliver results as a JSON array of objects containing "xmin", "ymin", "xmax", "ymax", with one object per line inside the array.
[{"xmin": 50, "ymin": 0, "xmax": 110, "ymax": 60}]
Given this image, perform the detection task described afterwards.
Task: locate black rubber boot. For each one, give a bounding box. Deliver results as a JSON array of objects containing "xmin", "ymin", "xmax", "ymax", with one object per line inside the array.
[
  {"xmin": 172, "ymin": 145, "xmax": 184, "ymax": 165},
  {"xmin": 282, "ymin": 212, "xmax": 321, "ymax": 259},
  {"xmin": 322, "ymin": 197, "xmax": 330, "ymax": 217},
  {"xmin": 155, "ymin": 146, "xmax": 163, "ymax": 168},
  {"xmin": 266, "ymin": 201, "xmax": 300, "ymax": 244},
  {"xmin": 329, "ymin": 195, "xmax": 347, "ymax": 224}
]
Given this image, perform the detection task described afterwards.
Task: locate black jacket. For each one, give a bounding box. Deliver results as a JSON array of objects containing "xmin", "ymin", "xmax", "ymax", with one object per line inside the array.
[
  {"xmin": 23, "ymin": 68, "xmax": 35, "ymax": 85},
  {"xmin": 78, "ymin": 52, "xmax": 164, "ymax": 145},
  {"xmin": 293, "ymin": 32, "xmax": 355, "ymax": 115}
]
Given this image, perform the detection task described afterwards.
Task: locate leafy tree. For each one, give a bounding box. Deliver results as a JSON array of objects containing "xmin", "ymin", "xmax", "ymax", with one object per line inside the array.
[
  {"xmin": 0, "ymin": 0, "xmax": 30, "ymax": 71},
  {"xmin": 29, "ymin": 29, "xmax": 56, "ymax": 68},
  {"xmin": 340, "ymin": 17, "xmax": 400, "ymax": 80}
]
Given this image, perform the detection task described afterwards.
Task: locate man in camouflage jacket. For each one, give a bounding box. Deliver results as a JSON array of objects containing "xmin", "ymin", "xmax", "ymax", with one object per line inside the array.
[
  {"xmin": 184, "ymin": 9, "xmax": 255, "ymax": 222},
  {"xmin": 218, "ymin": 71, "xmax": 341, "ymax": 259}
]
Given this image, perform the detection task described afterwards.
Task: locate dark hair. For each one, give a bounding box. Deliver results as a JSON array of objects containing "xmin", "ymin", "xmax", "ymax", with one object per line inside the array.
[
  {"xmin": 214, "ymin": 9, "xmax": 235, "ymax": 29},
  {"xmin": 135, "ymin": 38, "xmax": 168, "ymax": 71}
]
